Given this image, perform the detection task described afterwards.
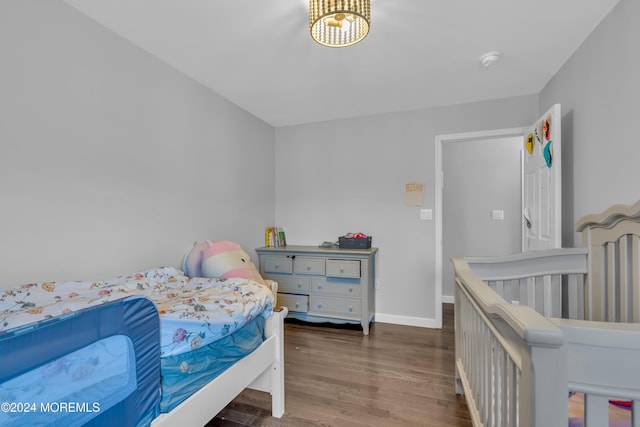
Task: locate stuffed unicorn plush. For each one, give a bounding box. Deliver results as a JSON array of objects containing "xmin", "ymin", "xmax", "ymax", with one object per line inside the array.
[{"xmin": 182, "ymin": 240, "xmax": 265, "ymax": 285}]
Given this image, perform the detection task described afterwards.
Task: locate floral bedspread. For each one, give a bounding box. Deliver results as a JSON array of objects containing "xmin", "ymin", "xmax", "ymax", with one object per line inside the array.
[{"xmin": 0, "ymin": 267, "xmax": 274, "ymax": 356}]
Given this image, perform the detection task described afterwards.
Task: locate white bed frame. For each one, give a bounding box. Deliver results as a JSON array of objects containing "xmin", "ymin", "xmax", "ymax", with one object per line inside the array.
[
  {"xmin": 452, "ymin": 201, "xmax": 640, "ymax": 427},
  {"xmin": 152, "ymin": 282, "xmax": 288, "ymax": 426}
]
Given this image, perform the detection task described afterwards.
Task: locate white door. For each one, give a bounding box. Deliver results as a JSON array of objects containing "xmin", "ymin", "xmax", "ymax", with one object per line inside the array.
[{"xmin": 522, "ymin": 104, "xmax": 562, "ymax": 251}]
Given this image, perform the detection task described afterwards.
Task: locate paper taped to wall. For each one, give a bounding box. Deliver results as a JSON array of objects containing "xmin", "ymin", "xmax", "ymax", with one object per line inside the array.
[{"xmin": 404, "ymin": 181, "xmax": 425, "ymax": 206}]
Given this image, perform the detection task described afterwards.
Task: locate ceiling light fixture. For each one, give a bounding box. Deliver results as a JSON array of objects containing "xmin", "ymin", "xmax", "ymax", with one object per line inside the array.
[
  {"xmin": 480, "ymin": 51, "xmax": 501, "ymax": 67},
  {"xmin": 309, "ymin": 0, "xmax": 370, "ymax": 48}
]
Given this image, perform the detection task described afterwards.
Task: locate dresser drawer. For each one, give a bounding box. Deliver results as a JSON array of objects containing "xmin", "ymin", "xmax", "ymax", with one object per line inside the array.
[
  {"xmin": 326, "ymin": 259, "xmax": 360, "ymax": 278},
  {"xmin": 293, "ymin": 257, "xmax": 325, "ymax": 275},
  {"xmin": 278, "ymin": 293, "xmax": 308, "ymax": 313},
  {"xmin": 262, "ymin": 256, "xmax": 293, "ymax": 274},
  {"xmin": 309, "ymin": 296, "xmax": 361, "ymax": 318},
  {"xmin": 311, "ymin": 277, "xmax": 361, "ymax": 296},
  {"xmin": 271, "ymin": 275, "xmax": 311, "ymax": 294}
]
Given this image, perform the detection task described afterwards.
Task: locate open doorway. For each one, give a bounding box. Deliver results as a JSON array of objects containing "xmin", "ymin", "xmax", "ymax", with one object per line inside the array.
[{"xmin": 434, "ymin": 127, "xmax": 526, "ymax": 322}]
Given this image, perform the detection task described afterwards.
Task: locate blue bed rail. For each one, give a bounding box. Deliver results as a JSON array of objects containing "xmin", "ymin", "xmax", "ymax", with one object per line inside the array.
[{"xmin": 0, "ymin": 296, "xmax": 161, "ymax": 426}]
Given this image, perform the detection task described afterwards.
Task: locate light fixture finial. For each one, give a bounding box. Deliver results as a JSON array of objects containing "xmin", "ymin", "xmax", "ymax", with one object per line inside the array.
[{"xmin": 309, "ymin": 0, "xmax": 371, "ymax": 48}]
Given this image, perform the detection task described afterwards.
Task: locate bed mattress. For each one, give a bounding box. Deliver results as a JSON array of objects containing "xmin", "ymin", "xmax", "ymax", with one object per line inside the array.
[
  {"xmin": 0, "ymin": 266, "xmax": 274, "ymax": 357},
  {"xmin": 159, "ymin": 315, "xmax": 264, "ymax": 412}
]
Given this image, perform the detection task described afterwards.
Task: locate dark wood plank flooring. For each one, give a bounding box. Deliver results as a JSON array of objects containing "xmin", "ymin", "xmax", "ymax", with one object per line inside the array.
[{"xmin": 206, "ymin": 304, "xmax": 471, "ymax": 427}]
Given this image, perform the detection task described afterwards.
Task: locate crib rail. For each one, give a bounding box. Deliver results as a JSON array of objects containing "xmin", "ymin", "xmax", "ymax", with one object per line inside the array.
[
  {"xmin": 576, "ymin": 200, "xmax": 640, "ymax": 323},
  {"xmin": 453, "ymin": 256, "xmax": 568, "ymax": 427},
  {"xmin": 551, "ymin": 317, "xmax": 640, "ymax": 427},
  {"xmin": 454, "ymin": 201, "xmax": 640, "ymax": 427},
  {"xmin": 464, "ymin": 248, "xmax": 588, "ymax": 319},
  {"xmin": 583, "ymin": 227, "xmax": 640, "ymax": 322},
  {"xmin": 454, "ymin": 251, "xmax": 640, "ymax": 427}
]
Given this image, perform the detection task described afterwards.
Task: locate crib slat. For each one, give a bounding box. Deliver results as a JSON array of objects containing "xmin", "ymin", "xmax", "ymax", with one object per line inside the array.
[
  {"xmin": 484, "ymin": 325, "xmax": 491, "ymax": 425},
  {"xmin": 567, "ymin": 273, "xmax": 584, "ymax": 320},
  {"xmin": 607, "ymin": 241, "xmax": 618, "ymax": 322},
  {"xmin": 568, "ymin": 273, "xmax": 578, "ymax": 319},
  {"xmin": 500, "ymin": 349, "xmax": 508, "ymax": 427},
  {"xmin": 477, "ymin": 317, "xmax": 483, "ymax": 420},
  {"xmin": 633, "ymin": 400, "xmax": 639, "ymax": 427},
  {"xmin": 470, "ymin": 307, "xmax": 478, "ymax": 405},
  {"xmin": 589, "ymin": 244, "xmax": 605, "ymax": 321},
  {"xmin": 503, "ymin": 280, "xmax": 512, "ymax": 304},
  {"xmin": 510, "ymin": 354, "xmax": 518, "ymax": 427},
  {"xmin": 539, "ymin": 274, "xmax": 563, "ymax": 317},
  {"xmin": 543, "ymin": 275, "xmax": 552, "ymax": 316},
  {"xmin": 527, "ymin": 277, "xmax": 537, "ymax": 310},
  {"xmin": 620, "ymin": 236, "xmax": 630, "ymax": 322},
  {"xmin": 474, "ymin": 314, "xmax": 482, "ymax": 419},
  {"xmin": 551, "ymin": 274, "xmax": 562, "ymax": 317},
  {"xmin": 578, "ymin": 274, "xmax": 585, "ymax": 320},
  {"xmin": 482, "ymin": 323, "xmax": 489, "ymax": 424},
  {"xmin": 535, "ymin": 276, "xmax": 544, "ymax": 314},
  {"xmin": 492, "ymin": 336, "xmax": 499, "ymax": 426},
  {"xmin": 494, "ymin": 280, "xmax": 504, "ymax": 298},
  {"xmin": 633, "ymin": 236, "xmax": 640, "ymax": 323},
  {"xmin": 519, "ymin": 278, "xmax": 528, "ymax": 306},
  {"xmin": 479, "ymin": 318, "xmax": 485, "ymax": 416},
  {"xmin": 584, "ymin": 394, "xmax": 608, "ymax": 426}
]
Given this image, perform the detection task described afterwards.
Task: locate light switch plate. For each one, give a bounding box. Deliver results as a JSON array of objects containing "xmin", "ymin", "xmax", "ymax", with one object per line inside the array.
[
  {"xmin": 420, "ymin": 209, "xmax": 432, "ymax": 220},
  {"xmin": 492, "ymin": 210, "xmax": 505, "ymax": 221}
]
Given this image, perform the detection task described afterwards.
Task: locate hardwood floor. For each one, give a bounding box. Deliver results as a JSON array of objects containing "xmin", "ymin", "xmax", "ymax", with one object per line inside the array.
[{"xmin": 206, "ymin": 304, "xmax": 471, "ymax": 427}]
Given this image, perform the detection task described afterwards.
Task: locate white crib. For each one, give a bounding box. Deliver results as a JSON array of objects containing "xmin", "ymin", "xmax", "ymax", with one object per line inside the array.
[{"xmin": 452, "ymin": 201, "xmax": 640, "ymax": 427}]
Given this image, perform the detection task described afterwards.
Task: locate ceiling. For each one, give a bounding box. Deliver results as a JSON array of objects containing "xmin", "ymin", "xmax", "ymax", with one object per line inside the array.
[{"xmin": 63, "ymin": 0, "xmax": 619, "ymax": 127}]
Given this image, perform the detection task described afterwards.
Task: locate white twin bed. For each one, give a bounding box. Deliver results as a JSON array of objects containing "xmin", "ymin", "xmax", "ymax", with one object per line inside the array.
[
  {"xmin": 0, "ymin": 267, "xmax": 287, "ymax": 426},
  {"xmin": 452, "ymin": 200, "xmax": 640, "ymax": 427}
]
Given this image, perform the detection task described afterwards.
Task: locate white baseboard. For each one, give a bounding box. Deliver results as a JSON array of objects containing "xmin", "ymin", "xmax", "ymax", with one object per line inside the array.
[
  {"xmin": 374, "ymin": 313, "xmax": 440, "ymax": 329},
  {"xmin": 442, "ymin": 295, "xmax": 455, "ymax": 304}
]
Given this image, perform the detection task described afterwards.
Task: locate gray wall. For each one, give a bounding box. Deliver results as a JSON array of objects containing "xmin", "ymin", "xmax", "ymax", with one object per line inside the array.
[
  {"xmin": 275, "ymin": 96, "xmax": 538, "ymax": 324},
  {"xmin": 274, "ymin": 0, "xmax": 640, "ymax": 325},
  {"xmin": 0, "ymin": 1, "xmax": 275, "ymax": 285},
  {"xmin": 540, "ymin": 0, "xmax": 640, "ymax": 246},
  {"xmin": 442, "ymin": 136, "xmax": 523, "ymax": 298}
]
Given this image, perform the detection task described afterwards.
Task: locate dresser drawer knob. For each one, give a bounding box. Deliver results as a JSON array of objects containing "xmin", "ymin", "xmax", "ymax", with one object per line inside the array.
[
  {"xmin": 318, "ymin": 284, "xmax": 323, "ymax": 290},
  {"xmin": 349, "ymin": 287, "xmax": 353, "ymax": 292},
  {"xmin": 297, "ymin": 283, "xmax": 302, "ymax": 288},
  {"xmin": 340, "ymin": 267, "xmax": 344, "ymax": 273},
  {"xmin": 307, "ymin": 265, "xmax": 311, "ymax": 270},
  {"xmin": 275, "ymin": 264, "xmax": 280, "ymax": 269},
  {"xmin": 349, "ymin": 306, "xmax": 353, "ymax": 312},
  {"xmin": 318, "ymin": 303, "xmax": 322, "ymax": 309}
]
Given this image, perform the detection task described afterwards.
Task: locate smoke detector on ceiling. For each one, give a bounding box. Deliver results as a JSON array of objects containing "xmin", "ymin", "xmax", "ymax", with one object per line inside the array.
[{"xmin": 480, "ymin": 51, "xmax": 501, "ymax": 67}]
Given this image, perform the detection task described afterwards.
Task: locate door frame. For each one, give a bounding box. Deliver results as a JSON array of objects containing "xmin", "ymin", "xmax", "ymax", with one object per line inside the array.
[{"xmin": 434, "ymin": 127, "xmax": 527, "ymax": 320}]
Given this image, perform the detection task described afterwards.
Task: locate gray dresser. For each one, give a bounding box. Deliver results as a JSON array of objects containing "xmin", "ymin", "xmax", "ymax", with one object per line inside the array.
[{"xmin": 256, "ymin": 245, "xmax": 377, "ymax": 335}]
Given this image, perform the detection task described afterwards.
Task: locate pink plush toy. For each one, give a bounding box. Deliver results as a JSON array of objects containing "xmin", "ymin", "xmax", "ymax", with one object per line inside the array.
[
  {"xmin": 182, "ymin": 241, "xmax": 209, "ymax": 278},
  {"xmin": 182, "ymin": 240, "xmax": 265, "ymax": 285}
]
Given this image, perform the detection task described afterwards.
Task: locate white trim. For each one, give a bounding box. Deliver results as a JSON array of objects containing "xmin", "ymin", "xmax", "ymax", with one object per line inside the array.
[
  {"xmin": 521, "ymin": 149, "xmax": 525, "ymax": 252},
  {"xmin": 442, "ymin": 295, "xmax": 455, "ymax": 304},
  {"xmin": 435, "ymin": 127, "xmax": 527, "ymax": 329},
  {"xmin": 374, "ymin": 313, "xmax": 440, "ymax": 329}
]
